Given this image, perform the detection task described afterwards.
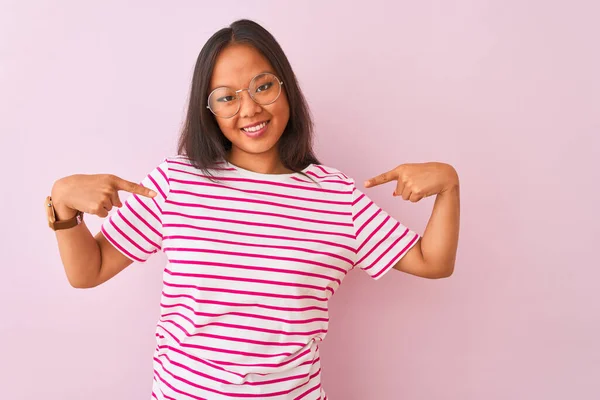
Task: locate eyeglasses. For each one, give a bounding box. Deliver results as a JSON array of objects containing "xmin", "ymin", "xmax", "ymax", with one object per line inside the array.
[{"xmin": 206, "ymin": 72, "xmax": 284, "ymax": 118}]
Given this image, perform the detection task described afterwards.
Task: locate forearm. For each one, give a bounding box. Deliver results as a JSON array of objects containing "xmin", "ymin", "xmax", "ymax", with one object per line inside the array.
[
  {"xmin": 52, "ymin": 193, "xmax": 102, "ymax": 288},
  {"xmin": 421, "ymin": 184, "xmax": 460, "ymax": 275}
]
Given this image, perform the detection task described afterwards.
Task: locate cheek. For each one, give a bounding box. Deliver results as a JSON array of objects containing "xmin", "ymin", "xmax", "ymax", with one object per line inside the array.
[
  {"xmin": 269, "ymin": 97, "xmax": 290, "ymax": 127},
  {"xmin": 215, "ymin": 118, "xmax": 239, "ymax": 139}
]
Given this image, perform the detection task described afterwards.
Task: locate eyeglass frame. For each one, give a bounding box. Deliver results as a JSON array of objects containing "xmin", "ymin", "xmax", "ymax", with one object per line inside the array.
[{"xmin": 206, "ymin": 72, "xmax": 285, "ymax": 118}]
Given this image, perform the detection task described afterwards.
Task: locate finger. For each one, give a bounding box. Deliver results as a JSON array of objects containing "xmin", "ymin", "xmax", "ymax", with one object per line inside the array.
[
  {"xmin": 101, "ymin": 198, "xmax": 113, "ymax": 213},
  {"xmin": 113, "ymin": 176, "xmax": 157, "ymax": 198},
  {"xmin": 409, "ymin": 192, "xmax": 425, "ymax": 203},
  {"xmin": 401, "ymin": 185, "xmax": 412, "ymax": 201},
  {"xmin": 90, "ymin": 203, "xmax": 109, "ymax": 218},
  {"xmin": 110, "ymin": 192, "xmax": 123, "ymax": 208},
  {"xmin": 394, "ymin": 181, "xmax": 405, "ymax": 197},
  {"xmin": 364, "ymin": 169, "xmax": 398, "ymax": 188}
]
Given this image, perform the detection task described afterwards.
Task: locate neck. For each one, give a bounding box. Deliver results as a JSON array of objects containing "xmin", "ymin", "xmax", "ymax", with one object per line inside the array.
[{"xmin": 226, "ymin": 149, "xmax": 291, "ymax": 175}]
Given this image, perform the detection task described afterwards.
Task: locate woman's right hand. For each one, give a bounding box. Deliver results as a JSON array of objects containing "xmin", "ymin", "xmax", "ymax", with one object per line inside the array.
[{"xmin": 51, "ymin": 174, "xmax": 157, "ymax": 220}]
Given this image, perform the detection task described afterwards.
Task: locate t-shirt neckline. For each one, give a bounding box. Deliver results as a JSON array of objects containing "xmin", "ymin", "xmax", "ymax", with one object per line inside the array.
[{"xmin": 223, "ymin": 160, "xmax": 312, "ymax": 181}]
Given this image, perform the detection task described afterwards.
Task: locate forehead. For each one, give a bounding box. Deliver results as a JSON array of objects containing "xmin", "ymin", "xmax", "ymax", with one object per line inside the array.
[{"xmin": 210, "ymin": 44, "xmax": 275, "ymax": 89}]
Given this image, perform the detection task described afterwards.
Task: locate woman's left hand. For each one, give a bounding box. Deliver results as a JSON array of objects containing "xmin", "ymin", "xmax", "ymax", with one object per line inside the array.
[{"xmin": 364, "ymin": 162, "xmax": 459, "ymax": 203}]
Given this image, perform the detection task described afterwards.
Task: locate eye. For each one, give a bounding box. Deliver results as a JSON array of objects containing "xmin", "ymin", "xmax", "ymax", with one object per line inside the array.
[
  {"xmin": 256, "ymin": 82, "xmax": 273, "ymax": 92},
  {"xmin": 217, "ymin": 95, "xmax": 236, "ymax": 103}
]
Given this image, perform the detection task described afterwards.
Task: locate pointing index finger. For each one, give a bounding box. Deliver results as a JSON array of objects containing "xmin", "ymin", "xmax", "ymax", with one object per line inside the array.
[
  {"xmin": 364, "ymin": 169, "xmax": 398, "ymax": 188},
  {"xmin": 113, "ymin": 176, "xmax": 157, "ymax": 198}
]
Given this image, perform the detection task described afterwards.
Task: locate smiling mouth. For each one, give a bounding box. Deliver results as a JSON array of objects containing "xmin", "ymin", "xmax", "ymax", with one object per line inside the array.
[{"xmin": 241, "ymin": 120, "xmax": 270, "ymax": 133}]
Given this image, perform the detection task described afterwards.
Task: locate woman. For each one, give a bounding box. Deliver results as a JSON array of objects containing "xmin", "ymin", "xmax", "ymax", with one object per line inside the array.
[{"xmin": 47, "ymin": 19, "xmax": 460, "ymax": 400}]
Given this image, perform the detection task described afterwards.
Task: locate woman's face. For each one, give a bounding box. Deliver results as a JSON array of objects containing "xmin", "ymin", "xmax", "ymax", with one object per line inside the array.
[{"xmin": 209, "ymin": 44, "xmax": 290, "ymax": 163}]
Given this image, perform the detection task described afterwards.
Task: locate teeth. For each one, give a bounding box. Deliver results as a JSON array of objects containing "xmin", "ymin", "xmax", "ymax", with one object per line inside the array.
[{"xmin": 242, "ymin": 122, "xmax": 267, "ymax": 133}]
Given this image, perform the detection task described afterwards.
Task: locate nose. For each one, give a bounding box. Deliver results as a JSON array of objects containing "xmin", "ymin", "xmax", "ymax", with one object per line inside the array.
[{"xmin": 238, "ymin": 89, "xmax": 262, "ymax": 118}]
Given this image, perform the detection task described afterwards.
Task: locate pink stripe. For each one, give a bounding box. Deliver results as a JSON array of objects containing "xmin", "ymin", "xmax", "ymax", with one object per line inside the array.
[
  {"xmin": 167, "ymin": 259, "xmax": 342, "ymax": 286},
  {"xmin": 352, "ymin": 191, "xmax": 365, "ymax": 206},
  {"xmin": 117, "ymin": 208, "xmax": 160, "ymax": 250},
  {"xmin": 163, "ymin": 224, "xmax": 356, "ymax": 253},
  {"xmin": 148, "ymin": 173, "xmax": 167, "ymax": 200},
  {"xmin": 356, "ymin": 215, "xmax": 391, "ymax": 254},
  {"xmin": 314, "ymin": 165, "xmax": 347, "ymax": 179},
  {"xmin": 157, "ymin": 164, "xmax": 169, "ymax": 184},
  {"xmin": 131, "ymin": 194, "xmax": 161, "ymax": 224},
  {"xmin": 169, "ymin": 189, "xmax": 352, "ymax": 216},
  {"xmin": 157, "ymin": 353, "xmax": 312, "ymax": 387},
  {"xmin": 161, "ymin": 291, "xmax": 328, "ymax": 313},
  {"xmin": 165, "ymin": 199, "xmax": 353, "ymax": 227},
  {"xmin": 294, "ymin": 382, "xmax": 322, "ymax": 400},
  {"xmin": 152, "ymin": 373, "xmax": 177, "ymax": 400},
  {"xmin": 164, "ymin": 234, "xmax": 354, "ymax": 266},
  {"xmin": 158, "ymin": 354, "xmax": 312, "ymax": 388},
  {"xmin": 151, "ymin": 195, "xmax": 163, "ymax": 215},
  {"xmin": 355, "ymin": 208, "xmax": 382, "ymax": 238},
  {"xmin": 355, "ymin": 221, "xmax": 400, "ymax": 267},
  {"xmin": 158, "ymin": 319, "xmax": 308, "ymax": 348},
  {"xmin": 365, "ymin": 230, "xmax": 414, "ymax": 272},
  {"xmin": 372, "ymin": 233, "xmax": 419, "ymax": 279},
  {"xmin": 161, "ymin": 301, "xmax": 328, "ymax": 325},
  {"xmin": 163, "ymin": 280, "xmax": 328, "ymax": 302},
  {"xmin": 306, "ymin": 170, "xmax": 352, "ymax": 184},
  {"xmin": 353, "ymin": 199, "xmax": 373, "ymax": 221},
  {"xmin": 108, "ymin": 217, "xmax": 154, "ymax": 255},
  {"xmin": 159, "ymin": 312, "xmax": 327, "ymax": 336},
  {"xmin": 171, "ymin": 330, "xmax": 305, "ymax": 348},
  {"xmin": 155, "ymin": 356, "xmax": 320, "ymax": 398},
  {"xmin": 126, "ymin": 198, "xmax": 162, "ymax": 238},
  {"xmin": 168, "ymin": 167, "xmax": 351, "ymax": 194},
  {"xmin": 167, "ymin": 159, "xmax": 236, "ymax": 171},
  {"xmin": 155, "ymin": 339, "xmax": 246, "ymax": 379},
  {"xmin": 153, "ymin": 369, "xmax": 207, "ymax": 400},
  {"xmin": 209, "ymin": 347, "xmax": 313, "ymax": 368},
  {"xmin": 163, "ymin": 268, "xmax": 331, "ymax": 293},
  {"xmin": 166, "ymin": 249, "xmax": 347, "ymax": 276},
  {"xmin": 162, "ymin": 211, "xmax": 355, "ymax": 239},
  {"xmin": 169, "ymin": 176, "xmax": 351, "ymax": 206},
  {"xmin": 100, "ymin": 225, "xmax": 145, "ymax": 262},
  {"xmin": 155, "ymin": 338, "xmax": 318, "ymax": 379},
  {"xmin": 162, "ymin": 319, "xmax": 296, "ymax": 359}
]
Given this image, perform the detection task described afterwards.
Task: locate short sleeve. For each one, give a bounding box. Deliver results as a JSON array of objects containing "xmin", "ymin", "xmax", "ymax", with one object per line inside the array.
[
  {"xmin": 101, "ymin": 160, "xmax": 170, "ymax": 263},
  {"xmin": 351, "ymin": 183, "xmax": 421, "ymax": 280}
]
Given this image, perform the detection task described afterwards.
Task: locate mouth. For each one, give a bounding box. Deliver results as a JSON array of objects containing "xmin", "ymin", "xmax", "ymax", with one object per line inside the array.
[{"xmin": 240, "ymin": 120, "xmax": 270, "ymax": 138}]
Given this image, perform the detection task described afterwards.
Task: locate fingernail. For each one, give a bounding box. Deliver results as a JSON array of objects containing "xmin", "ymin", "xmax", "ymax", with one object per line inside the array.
[
  {"xmin": 364, "ymin": 181, "xmax": 370, "ymax": 187},
  {"xmin": 149, "ymin": 190, "xmax": 158, "ymax": 197}
]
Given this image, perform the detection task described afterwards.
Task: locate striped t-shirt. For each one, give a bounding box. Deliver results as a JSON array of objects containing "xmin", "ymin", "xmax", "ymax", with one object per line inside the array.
[{"xmin": 101, "ymin": 156, "xmax": 420, "ymax": 400}]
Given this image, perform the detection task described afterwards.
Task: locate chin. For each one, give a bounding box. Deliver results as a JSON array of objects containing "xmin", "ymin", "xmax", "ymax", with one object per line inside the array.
[{"xmin": 235, "ymin": 140, "xmax": 279, "ymax": 155}]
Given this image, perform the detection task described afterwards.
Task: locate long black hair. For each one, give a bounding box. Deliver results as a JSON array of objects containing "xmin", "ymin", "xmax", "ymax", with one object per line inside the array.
[{"xmin": 177, "ymin": 19, "xmax": 320, "ymax": 175}]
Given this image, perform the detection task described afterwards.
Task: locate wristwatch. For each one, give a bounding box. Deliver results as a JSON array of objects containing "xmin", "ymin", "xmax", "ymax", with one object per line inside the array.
[{"xmin": 45, "ymin": 196, "xmax": 84, "ymax": 231}]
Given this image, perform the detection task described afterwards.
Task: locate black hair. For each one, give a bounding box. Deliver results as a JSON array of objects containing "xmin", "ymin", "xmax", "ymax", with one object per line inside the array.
[{"xmin": 177, "ymin": 19, "xmax": 320, "ymax": 177}]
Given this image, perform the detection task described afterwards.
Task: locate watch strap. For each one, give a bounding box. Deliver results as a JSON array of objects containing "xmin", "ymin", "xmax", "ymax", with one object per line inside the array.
[{"xmin": 46, "ymin": 196, "xmax": 84, "ymax": 231}]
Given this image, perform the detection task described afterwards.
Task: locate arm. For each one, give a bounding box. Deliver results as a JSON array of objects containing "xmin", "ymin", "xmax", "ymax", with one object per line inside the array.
[
  {"xmin": 365, "ymin": 162, "xmax": 460, "ymax": 279},
  {"xmin": 51, "ymin": 175, "xmax": 155, "ymax": 288},
  {"xmin": 392, "ymin": 184, "xmax": 460, "ymax": 279}
]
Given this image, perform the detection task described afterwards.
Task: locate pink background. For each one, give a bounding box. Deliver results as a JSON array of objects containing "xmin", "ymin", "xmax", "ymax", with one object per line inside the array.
[{"xmin": 1, "ymin": 1, "xmax": 599, "ymax": 399}]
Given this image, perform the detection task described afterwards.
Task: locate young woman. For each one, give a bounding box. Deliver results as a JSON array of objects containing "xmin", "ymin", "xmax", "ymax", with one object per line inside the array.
[{"xmin": 47, "ymin": 19, "xmax": 460, "ymax": 400}]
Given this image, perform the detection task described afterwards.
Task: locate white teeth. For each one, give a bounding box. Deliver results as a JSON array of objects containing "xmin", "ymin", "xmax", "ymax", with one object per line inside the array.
[{"xmin": 242, "ymin": 122, "xmax": 267, "ymax": 133}]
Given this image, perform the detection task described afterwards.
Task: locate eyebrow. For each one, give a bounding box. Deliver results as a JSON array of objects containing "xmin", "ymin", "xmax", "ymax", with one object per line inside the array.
[{"xmin": 210, "ymin": 70, "xmax": 276, "ymax": 91}]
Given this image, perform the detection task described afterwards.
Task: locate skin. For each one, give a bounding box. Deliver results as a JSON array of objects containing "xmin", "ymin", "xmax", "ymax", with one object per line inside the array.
[
  {"xmin": 51, "ymin": 43, "xmax": 460, "ymax": 289},
  {"xmin": 365, "ymin": 163, "xmax": 460, "ymax": 279},
  {"xmin": 210, "ymin": 43, "xmax": 292, "ymax": 175}
]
